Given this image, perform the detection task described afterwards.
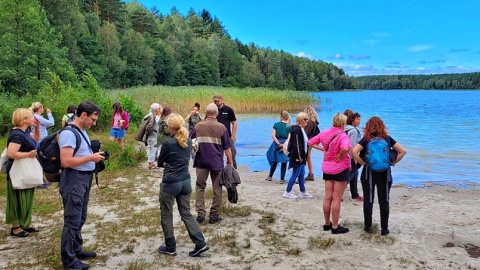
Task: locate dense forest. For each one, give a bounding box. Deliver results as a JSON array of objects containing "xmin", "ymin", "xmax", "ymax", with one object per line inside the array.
[
  {"xmin": 0, "ymin": 0, "xmax": 356, "ymax": 96},
  {"xmin": 355, "ymin": 72, "xmax": 480, "ymax": 90}
]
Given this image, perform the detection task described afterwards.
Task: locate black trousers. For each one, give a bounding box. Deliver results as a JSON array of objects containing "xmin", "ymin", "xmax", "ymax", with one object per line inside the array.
[{"xmin": 361, "ymin": 168, "xmax": 392, "ymax": 230}]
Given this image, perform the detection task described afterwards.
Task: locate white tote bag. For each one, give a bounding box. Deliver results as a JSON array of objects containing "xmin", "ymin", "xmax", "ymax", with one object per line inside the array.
[
  {"xmin": 0, "ymin": 148, "xmax": 8, "ymax": 173},
  {"xmin": 9, "ymin": 157, "xmax": 44, "ymax": 189}
]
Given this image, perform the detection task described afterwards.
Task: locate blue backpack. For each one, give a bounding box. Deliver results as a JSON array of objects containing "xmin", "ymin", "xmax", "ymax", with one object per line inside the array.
[{"xmin": 366, "ymin": 137, "xmax": 391, "ymax": 172}]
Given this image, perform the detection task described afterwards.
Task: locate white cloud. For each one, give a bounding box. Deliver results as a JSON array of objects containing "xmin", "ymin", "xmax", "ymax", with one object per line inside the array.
[
  {"xmin": 408, "ymin": 45, "xmax": 433, "ymax": 52},
  {"xmin": 296, "ymin": 51, "xmax": 313, "ymax": 59}
]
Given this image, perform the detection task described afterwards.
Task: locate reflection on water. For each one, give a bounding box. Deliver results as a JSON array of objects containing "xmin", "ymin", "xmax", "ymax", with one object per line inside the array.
[{"xmin": 235, "ymin": 90, "xmax": 480, "ymax": 187}]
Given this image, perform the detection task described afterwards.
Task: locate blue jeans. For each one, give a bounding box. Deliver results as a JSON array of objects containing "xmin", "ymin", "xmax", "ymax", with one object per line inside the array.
[{"xmin": 286, "ymin": 165, "xmax": 306, "ymax": 193}]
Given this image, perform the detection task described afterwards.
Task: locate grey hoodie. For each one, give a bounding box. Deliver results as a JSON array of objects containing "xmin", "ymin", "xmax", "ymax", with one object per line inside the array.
[{"xmin": 344, "ymin": 125, "xmax": 361, "ymax": 154}]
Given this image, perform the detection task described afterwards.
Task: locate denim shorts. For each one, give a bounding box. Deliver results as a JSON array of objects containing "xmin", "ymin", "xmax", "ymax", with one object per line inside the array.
[
  {"xmin": 109, "ymin": 128, "xmax": 125, "ymax": 139},
  {"xmin": 323, "ymin": 168, "xmax": 349, "ymax": 181}
]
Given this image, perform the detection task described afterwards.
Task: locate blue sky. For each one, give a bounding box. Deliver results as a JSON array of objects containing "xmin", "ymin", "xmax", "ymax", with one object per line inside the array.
[{"xmin": 135, "ymin": 0, "xmax": 480, "ymax": 76}]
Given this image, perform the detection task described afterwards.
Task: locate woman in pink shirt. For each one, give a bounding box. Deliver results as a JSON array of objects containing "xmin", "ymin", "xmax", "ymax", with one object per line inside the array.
[{"xmin": 308, "ymin": 113, "xmax": 351, "ymax": 234}]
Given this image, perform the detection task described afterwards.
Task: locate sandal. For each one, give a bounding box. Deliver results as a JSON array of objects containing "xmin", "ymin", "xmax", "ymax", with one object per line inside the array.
[
  {"xmin": 21, "ymin": 226, "xmax": 39, "ymax": 233},
  {"xmin": 10, "ymin": 227, "xmax": 29, "ymax": 237}
]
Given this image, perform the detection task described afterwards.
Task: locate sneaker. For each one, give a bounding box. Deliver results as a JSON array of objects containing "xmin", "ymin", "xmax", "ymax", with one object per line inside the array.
[
  {"xmin": 331, "ymin": 225, "xmax": 349, "ymax": 234},
  {"xmin": 189, "ymin": 244, "xmax": 209, "ymax": 257},
  {"xmin": 381, "ymin": 228, "xmax": 390, "ymax": 236},
  {"xmin": 323, "ymin": 223, "xmax": 332, "ymax": 231},
  {"xmin": 63, "ymin": 261, "xmax": 89, "ymax": 270},
  {"xmin": 364, "ymin": 227, "xmax": 373, "ymax": 233},
  {"xmin": 196, "ymin": 215, "xmax": 205, "ymax": 223},
  {"xmin": 208, "ymin": 215, "xmax": 223, "ymax": 224},
  {"xmin": 76, "ymin": 251, "xmax": 97, "ymax": 260},
  {"xmin": 298, "ymin": 192, "xmax": 313, "ymax": 199},
  {"xmin": 305, "ymin": 174, "xmax": 315, "ymax": 181},
  {"xmin": 279, "ymin": 180, "xmax": 287, "ymax": 184},
  {"xmin": 158, "ymin": 245, "xmax": 176, "ymax": 256},
  {"xmin": 282, "ymin": 191, "xmax": 298, "ymax": 199},
  {"xmin": 265, "ymin": 176, "xmax": 272, "ymax": 181}
]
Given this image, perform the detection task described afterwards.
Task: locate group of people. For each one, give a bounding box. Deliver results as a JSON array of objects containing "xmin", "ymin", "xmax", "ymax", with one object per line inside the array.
[
  {"xmin": 4, "ymin": 101, "xmax": 106, "ymax": 269},
  {"xmin": 266, "ymin": 107, "xmax": 407, "ymax": 235},
  {"xmin": 134, "ymin": 95, "xmax": 237, "ymax": 259},
  {"xmin": 4, "ymin": 95, "xmax": 406, "ymax": 269}
]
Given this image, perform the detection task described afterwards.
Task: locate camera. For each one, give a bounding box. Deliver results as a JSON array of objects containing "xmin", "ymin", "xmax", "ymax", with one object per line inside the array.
[{"xmin": 101, "ymin": 151, "xmax": 110, "ymax": 160}]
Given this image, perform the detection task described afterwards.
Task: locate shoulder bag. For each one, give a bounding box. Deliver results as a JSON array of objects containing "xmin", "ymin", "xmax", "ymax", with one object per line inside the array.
[{"xmin": 10, "ymin": 157, "xmax": 44, "ymax": 189}]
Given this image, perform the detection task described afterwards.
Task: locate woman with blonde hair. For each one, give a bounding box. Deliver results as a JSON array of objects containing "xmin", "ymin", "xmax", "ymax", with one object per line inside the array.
[
  {"xmin": 283, "ymin": 112, "xmax": 313, "ymax": 199},
  {"xmin": 304, "ymin": 106, "xmax": 320, "ymax": 181},
  {"xmin": 30, "ymin": 102, "xmax": 54, "ymax": 140},
  {"xmin": 351, "ymin": 116, "xmax": 406, "ymax": 236},
  {"xmin": 156, "ymin": 114, "xmax": 209, "ymax": 257},
  {"xmin": 5, "ymin": 108, "xmax": 41, "ymax": 237},
  {"xmin": 308, "ymin": 113, "xmax": 351, "ymax": 234},
  {"xmin": 265, "ymin": 110, "xmax": 291, "ymax": 183}
]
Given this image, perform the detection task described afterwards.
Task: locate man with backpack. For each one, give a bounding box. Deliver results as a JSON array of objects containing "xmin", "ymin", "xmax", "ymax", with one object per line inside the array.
[{"xmin": 58, "ymin": 101, "xmax": 105, "ymax": 270}]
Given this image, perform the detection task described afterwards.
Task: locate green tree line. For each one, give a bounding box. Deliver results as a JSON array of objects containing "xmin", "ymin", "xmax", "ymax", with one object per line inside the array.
[
  {"xmin": 355, "ymin": 72, "xmax": 480, "ymax": 90},
  {"xmin": 0, "ymin": 0, "xmax": 355, "ymax": 96}
]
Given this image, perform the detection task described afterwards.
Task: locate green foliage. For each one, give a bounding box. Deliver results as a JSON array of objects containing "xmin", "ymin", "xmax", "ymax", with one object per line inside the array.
[
  {"xmin": 355, "ymin": 72, "xmax": 480, "ymax": 90},
  {"xmin": 0, "ymin": 0, "xmax": 356, "ymax": 93},
  {"xmin": 102, "ymin": 141, "xmax": 144, "ymax": 169},
  {"xmin": 0, "ymin": 0, "xmax": 76, "ymax": 95}
]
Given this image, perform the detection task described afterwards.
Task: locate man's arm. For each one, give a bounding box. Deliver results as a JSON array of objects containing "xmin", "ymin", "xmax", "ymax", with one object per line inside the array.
[
  {"xmin": 60, "ymin": 147, "xmax": 104, "ymax": 168},
  {"xmin": 225, "ymin": 148, "xmax": 233, "ymax": 165},
  {"xmin": 231, "ymin": 120, "xmax": 237, "ymax": 141}
]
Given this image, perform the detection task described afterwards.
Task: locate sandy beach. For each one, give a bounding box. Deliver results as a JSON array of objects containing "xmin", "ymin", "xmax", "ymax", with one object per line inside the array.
[{"xmin": 1, "ymin": 165, "xmax": 480, "ymax": 269}]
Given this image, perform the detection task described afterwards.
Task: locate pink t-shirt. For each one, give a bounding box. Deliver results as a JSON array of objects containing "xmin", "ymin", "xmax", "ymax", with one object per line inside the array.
[
  {"xmin": 112, "ymin": 112, "xmax": 123, "ymax": 128},
  {"xmin": 308, "ymin": 127, "xmax": 351, "ymax": 174}
]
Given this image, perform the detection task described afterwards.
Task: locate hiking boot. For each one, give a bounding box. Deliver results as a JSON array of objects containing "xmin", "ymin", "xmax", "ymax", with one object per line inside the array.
[
  {"xmin": 208, "ymin": 215, "xmax": 223, "ymax": 224},
  {"xmin": 282, "ymin": 191, "xmax": 298, "ymax": 199},
  {"xmin": 189, "ymin": 244, "xmax": 209, "ymax": 257},
  {"xmin": 298, "ymin": 192, "xmax": 313, "ymax": 199},
  {"xmin": 305, "ymin": 173, "xmax": 315, "ymax": 181},
  {"xmin": 76, "ymin": 251, "xmax": 97, "ymax": 260},
  {"xmin": 63, "ymin": 261, "xmax": 89, "ymax": 270},
  {"xmin": 196, "ymin": 215, "xmax": 205, "ymax": 223},
  {"xmin": 158, "ymin": 245, "xmax": 176, "ymax": 256},
  {"xmin": 332, "ymin": 225, "xmax": 349, "ymax": 234},
  {"xmin": 265, "ymin": 176, "xmax": 272, "ymax": 181},
  {"xmin": 381, "ymin": 228, "xmax": 390, "ymax": 236}
]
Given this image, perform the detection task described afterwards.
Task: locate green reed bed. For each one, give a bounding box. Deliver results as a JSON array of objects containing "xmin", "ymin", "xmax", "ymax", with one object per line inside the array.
[{"xmin": 107, "ymin": 86, "xmax": 320, "ymax": 116}]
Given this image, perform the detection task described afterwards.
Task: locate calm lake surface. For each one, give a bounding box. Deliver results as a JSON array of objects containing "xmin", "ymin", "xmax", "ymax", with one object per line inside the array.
[{"xmin": 235, "ymin": 90, "xmax": 480, "ymax": 187}]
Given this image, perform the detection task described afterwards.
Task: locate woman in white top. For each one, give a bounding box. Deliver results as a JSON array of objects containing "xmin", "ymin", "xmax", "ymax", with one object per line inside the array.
[{"xmin": 30, "ymin": 102, "xmax": 54, "ymax": 140}]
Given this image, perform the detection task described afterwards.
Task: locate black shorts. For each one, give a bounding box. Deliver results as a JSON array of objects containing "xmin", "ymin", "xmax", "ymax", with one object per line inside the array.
[{"xmin": 323, "ymin": 169, "xmax": 349, "ymax": 181}]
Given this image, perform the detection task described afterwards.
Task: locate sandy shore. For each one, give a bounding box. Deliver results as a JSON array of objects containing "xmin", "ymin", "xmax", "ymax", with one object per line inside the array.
[{"xmin": 1, "ymin": 165, "xmax": 480, "ymax": 269}]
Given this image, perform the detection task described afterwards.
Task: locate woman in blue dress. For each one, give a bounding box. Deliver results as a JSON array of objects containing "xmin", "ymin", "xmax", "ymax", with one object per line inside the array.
[{"xmin": 265, "ymin": 111, "xmax": 291, "ymax": 183}]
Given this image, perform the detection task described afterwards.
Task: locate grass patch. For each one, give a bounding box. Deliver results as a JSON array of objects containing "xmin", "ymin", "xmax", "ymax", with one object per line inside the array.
[
  {"xmin": 308, "ymin": 235, "xmax": 336, "ymax": 249},
  {"xmin": 108, "ymin": 86, "xmax": 320, "ymax": 116},
  {"xmin": 359, "ymin": 224, "xmax": 396, "ymax": 245}
]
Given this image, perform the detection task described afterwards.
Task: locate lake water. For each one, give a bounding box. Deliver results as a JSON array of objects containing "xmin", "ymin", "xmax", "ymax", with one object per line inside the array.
[{"xmin": 235, "ymin": 90, "xmax": 480, "ymax": 187}]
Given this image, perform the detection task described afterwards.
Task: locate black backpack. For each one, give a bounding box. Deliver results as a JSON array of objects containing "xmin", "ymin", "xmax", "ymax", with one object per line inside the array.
[{"xmin": 37, "ymin": 126, "xmax": 81, "ymax": 173}]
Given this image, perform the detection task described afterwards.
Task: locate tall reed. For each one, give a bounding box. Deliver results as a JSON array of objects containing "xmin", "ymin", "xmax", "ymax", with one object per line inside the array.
[{"xmin": 107, "ymin": 86, "xmax": 320, "ymax": 116}]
